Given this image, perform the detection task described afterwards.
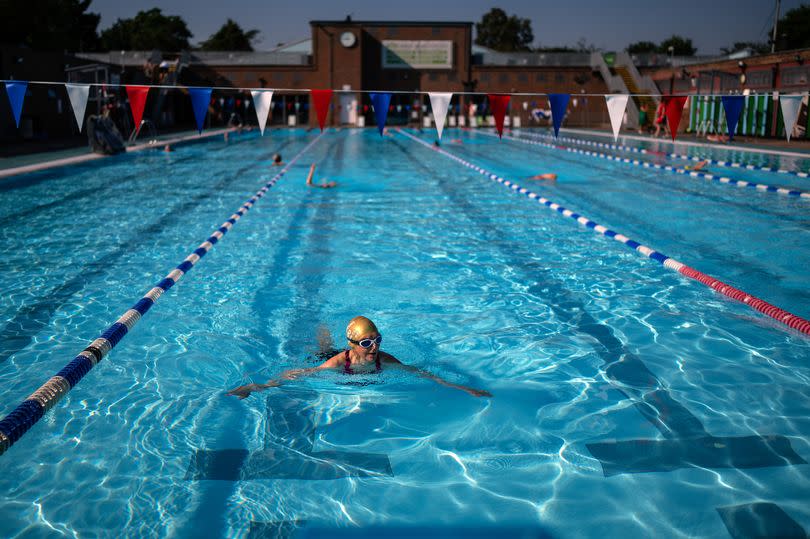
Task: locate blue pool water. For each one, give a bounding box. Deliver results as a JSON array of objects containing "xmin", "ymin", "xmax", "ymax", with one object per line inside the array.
[{"xmin": 1, "ymin": 128, "xmax": 809, "ymax": 538}]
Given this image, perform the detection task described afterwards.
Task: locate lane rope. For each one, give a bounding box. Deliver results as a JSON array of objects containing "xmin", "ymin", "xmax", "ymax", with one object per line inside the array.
[
  {"xmin": 491, "ymin": 130, "xmax": 810, "ymax": 200},
  {"xmin": 0, "ymin": 132, "xmax": 325, "ymax": 457},
  {"xmin": 512, "ymin": 129, "xmax": 810, "ymax": 178},
  {"xmin": 397, "ymin": 128, "xmax": 810, "ymax": 337}
]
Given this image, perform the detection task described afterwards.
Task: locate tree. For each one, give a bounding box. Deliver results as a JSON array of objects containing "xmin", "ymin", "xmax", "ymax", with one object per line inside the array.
[
  {"xmin": 721, "ymin": 42, "xmax": 770, "ymax": 55},
  {"xmin": 475, "ymin": 8, "xmax": 534, "ymax": 52},
  {"xmin": 776, "ymin": 4, "xmax": 810, "ymax": 51},
  {"xmin": 200, "ymin": 19, "xmax": 259, "ymax": 51},
  {"xmin": 626, "ymin": 41, "xmax": 658, "ymax": 54},
  {"xmin": 99, "ymin": 8, "xmax": 192, "ymax": 51},
  {"xmin": 658, "ymin": 35, "xmax": 696, "ymax": 56},
  {"xmin": 2, "ymin": 0, "xmax": 100, "ymax": 51},
  {"xmin": 626, "ymin": 36, "xmax": 696, "ymax": 56}
]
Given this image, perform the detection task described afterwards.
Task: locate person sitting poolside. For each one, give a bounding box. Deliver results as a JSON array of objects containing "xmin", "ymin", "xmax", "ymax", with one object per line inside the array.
[
  {"xmin": 684, "ymin": 160, "xmax": 709, "ymax": 172},
  {"xmin": 272, "ymin": 153, "xmax": 284, "ymax": 166},
  {"xmin": 226, "ymin": 316, "xmax": 492, "ymax": 399},
  {"xmin": 527, "ymin": 173, "xmax": 557, "ymax": 181},
  {"xmin": 306, "ymin": 163, "xmax": 337, "ymax": 189}
]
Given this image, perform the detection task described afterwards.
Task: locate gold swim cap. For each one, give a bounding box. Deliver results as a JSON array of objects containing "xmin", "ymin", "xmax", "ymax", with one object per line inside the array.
[{"xmin": 346, "ymin": 316, "xmax": 379, "ymax": 342}]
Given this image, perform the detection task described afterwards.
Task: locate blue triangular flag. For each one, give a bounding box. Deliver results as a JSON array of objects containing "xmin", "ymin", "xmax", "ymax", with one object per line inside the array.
[
  {"xmin": 5, "ymin": 81, "xmax": 28, "ymax": 128},
  {"xmin": 369, "ymin": 93, "xmax": 391, "ymax": 135},
  {"xmin": 548, "ymin": 94, "xmax": 569, "ymax": 138},
  {"xmin": 189, "ymin": 87, "xmax": 212, "ymax": 134},
  {"xmin": 721, "ymin": 96, "xmax": 744, "ymax": 141}
]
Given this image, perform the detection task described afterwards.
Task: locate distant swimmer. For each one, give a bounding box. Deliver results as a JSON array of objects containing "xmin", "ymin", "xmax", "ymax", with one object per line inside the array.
[
  {"xmin": 272, "ymin": 153, "xmax": 284, "ymax": 166},
  {"xmin": 306, "ymin": 163, "xmax": 337, "ymax": 189},
  {"xmin": 163, "ymin": 144, "xmax": 174, "ymax": 153},
  {"xmin": 227, "ymin": 316, "xmax": 492, "ymax": 399},
  {"xmin": 706, "ymin": 133, "xmax": 729, "ymax": 143},
  {"xmin": 527, "ymin": 173, "xmax": 557, "ymax": 181},
  {"xmin": 684, "ymin": 160, "xmax": 709, "ymax": 171}
]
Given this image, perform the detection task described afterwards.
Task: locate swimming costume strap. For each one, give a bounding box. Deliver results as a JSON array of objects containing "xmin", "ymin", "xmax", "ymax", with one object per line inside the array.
[{"xmin": 343, "ymin": 349, "xmax": 381, "ymax": 374}]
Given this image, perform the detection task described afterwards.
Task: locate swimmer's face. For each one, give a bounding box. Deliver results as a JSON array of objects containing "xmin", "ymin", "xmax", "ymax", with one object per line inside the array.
[{"xmin": 350, "ymin": 330, "xmax": 381, "ymax": 361}]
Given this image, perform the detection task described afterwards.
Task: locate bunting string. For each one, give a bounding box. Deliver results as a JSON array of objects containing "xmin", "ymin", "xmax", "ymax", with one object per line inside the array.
[
  {"xmin": 2, "ymin": 80, "xmax": 807, "ymax": 143},
  {"xmin": 1, "ymin": 79, "xmax": 789, "ymax": 98}
]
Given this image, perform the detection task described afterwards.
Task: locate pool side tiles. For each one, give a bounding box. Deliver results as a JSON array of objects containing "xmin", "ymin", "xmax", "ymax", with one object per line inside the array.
[
  {"xmin": 397, "ymin": 128, "xmax": 810, "ymax": 337},
  {"xmin": 0, "ymin": 133, "xmax": 326, "ymax": 457}
]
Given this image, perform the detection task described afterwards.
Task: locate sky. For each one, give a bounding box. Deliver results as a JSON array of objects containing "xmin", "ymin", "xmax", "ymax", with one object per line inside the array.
[{"xmin": 90, "ymin": 0, "xmax": 803, "ymax": 55}]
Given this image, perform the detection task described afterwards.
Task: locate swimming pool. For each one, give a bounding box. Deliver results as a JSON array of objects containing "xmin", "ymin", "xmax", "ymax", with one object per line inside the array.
[{"xmin": 0, "ymin": 127, "xmax": 808, "ymax": 538}]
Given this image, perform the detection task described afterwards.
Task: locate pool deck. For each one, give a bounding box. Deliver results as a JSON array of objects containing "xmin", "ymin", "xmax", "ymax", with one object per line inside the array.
[{"xmin": 0, "ymin": 127, "xmax": 236, "ymax": 179}]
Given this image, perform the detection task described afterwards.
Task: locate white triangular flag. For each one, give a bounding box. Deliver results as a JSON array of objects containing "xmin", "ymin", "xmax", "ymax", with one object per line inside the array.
[
  {"xmin": 65, "ymin": 83, "xmax": 90, "ymax": 132},
  {"xmin": 428, "ymin": 92, "xmax": 453, "ymax": 140},
  {"xmin": 779, "ymin": 94, "xmax": 805, "ymax": 142},
  {"xmin": 250, "ymin": 90, "xmax": 274, "ymax": 135},
  {"xmin": 605, "ymin": 95, "xmax": 629, "ymax": 142}
]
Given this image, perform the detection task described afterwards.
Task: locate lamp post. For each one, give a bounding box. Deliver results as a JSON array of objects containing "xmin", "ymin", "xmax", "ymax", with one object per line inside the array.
[{"xmin": 668, "ymin": 46, "xmax": 675, "ymax": 94}]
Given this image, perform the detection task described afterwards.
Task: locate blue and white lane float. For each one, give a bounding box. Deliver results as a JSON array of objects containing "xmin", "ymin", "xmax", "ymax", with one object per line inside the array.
[
  {"xmin": 495, "ymin": 130, "xmax": 810, "ymax": 199},
  {"xmin": 513, "ymin": 129, "xmax": 810, "ymax": 179},
  {"xmin": 0, "ymin": 133, "xmax": 325, "ymax": 457},
  {"xmin": 398, "ymin": 128, "xmax": 810, "ymax": 337}
]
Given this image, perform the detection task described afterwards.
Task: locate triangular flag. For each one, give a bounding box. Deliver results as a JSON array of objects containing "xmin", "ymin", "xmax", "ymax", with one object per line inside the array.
[
  {"xmin": 663, "ymin": 96, "xmax": 688, "ymax": 141},
  {"xmin": 548, "ymin": 94, "xmax": 570, "ymax": 138},
  {"xmin": 720, "ymin": 96, "xmax": 744, "ymax": 141},
  {"xmin": 605, "ymin": 95, "xmax": 628, "ymax": 141},
  {"xmin": 487, "ymin": 94, "xmax": 510, "ymax": 138},
  {"xmin": 428, "ymin": 92, "xmax": 452, "ymax": 140},
  {"xmin": 780, "ymin": 94, "xmax": 805, "ymax": 142},
  {"xmin": 125, "ymin": 85, "xmax": 150, "ymax": 130},
  {"xmin": 65, "ymin": 83, "xmax": 90, "ymax": 132},
  {"xmin": 369, "ymin": 92, "xmax": 391, "ymax": 135},
  {"xmin": 4, "ymin": 81, "xmax": 27, "ymax": 128},
  {"xmin": 188, "ymin": 87, "xmax": 212, "ymax": 134},
  {"xmin": 250, "ymin": 90, "xmax": 274, "ymax": 135},
  {"xmin": 311, "ymin": 89, "xmax": 333, "ymax": 131}
]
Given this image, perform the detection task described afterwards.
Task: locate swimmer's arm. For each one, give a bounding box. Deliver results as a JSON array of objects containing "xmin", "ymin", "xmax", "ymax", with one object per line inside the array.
[
  {"xmin": 382, "ymin": 354, "xmax": 492, "ymax": 398},
  {"xmin": 306, "ymin": 163, "xmax": 315, "ymax": 185},
  {"xmin": 226, "ymin": 354, "xmax": 343, "ymax": 399}
]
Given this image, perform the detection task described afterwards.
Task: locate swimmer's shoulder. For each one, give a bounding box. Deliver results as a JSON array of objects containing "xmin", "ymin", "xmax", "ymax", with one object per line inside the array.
[{"xmin": 318, "ymin": 351, "xmax": 346, "ymax": 369}]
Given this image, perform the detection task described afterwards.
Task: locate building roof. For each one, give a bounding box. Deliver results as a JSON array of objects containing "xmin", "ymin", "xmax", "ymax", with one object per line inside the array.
[{"xmin": 309, "ymin": 20, "xmax": 472, "ymax": 27}]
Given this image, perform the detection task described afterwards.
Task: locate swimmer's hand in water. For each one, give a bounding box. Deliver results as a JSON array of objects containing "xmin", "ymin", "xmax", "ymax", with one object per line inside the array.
[
  {"xmin": 226, "ymin": 380, "xmax": 280, "ymax": 399},
  {"xmin": 465, "ymin": 387, "xmax": 493, "ymax": 398}
]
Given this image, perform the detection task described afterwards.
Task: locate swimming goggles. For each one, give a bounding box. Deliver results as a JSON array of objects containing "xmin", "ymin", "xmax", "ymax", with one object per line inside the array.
[{"xmin": 347, "ymin": 335, "xmax": 382, "ymax": 348}]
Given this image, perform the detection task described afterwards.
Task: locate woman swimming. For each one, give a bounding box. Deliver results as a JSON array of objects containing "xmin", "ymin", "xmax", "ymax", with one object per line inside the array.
[{"xmin": 226, "ymin": 316, "xmax": 491, "ymax": 398}]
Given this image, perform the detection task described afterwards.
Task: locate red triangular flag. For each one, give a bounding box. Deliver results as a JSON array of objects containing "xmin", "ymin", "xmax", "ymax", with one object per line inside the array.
[
  {"xmin": 663, "ymin": 96, "xmax": 688, "ymax": 141},
  {"xmin": 487, "ymin": 94, "xmax": 511, "ymax": 138},
  {"xmin": 125, "ymin": 85, "xmax": 150, "ymax": 130},
  {"xmin": 311, "ymin": 89, "xmax": 333, "ymax": 132}
]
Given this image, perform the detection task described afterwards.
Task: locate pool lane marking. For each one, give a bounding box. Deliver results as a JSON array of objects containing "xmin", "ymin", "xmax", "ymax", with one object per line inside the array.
[
  {"xmin": 0, "ymin": 132, "xmax": 325, "ymax": 458},
  {"xmin": 397, "ymin": 128, "xmax": 810, "ymax": 337},
  {"xmin": 514, "ymin": 129, "xmax": 810, "ymax": 178},
  {"xmin": 491, "ymin": 130, "xmax": 810, "ymax": 200}
]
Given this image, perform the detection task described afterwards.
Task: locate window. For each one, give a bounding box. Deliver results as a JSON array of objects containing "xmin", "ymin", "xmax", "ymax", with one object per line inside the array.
[
  {"xmin": 499, "ymin": 74, "xmax": 509, "ymax": 83},
  {"xmin": 555, "ymin": 74, "xmax": 565, "ymax": 83},
  {"xmin": 535, "ymin": 74, "xmax": 547, "ymax": 82},
  {"xmin": 518, "ymin": 73, "xmax": 528, "ymax": 83}
]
